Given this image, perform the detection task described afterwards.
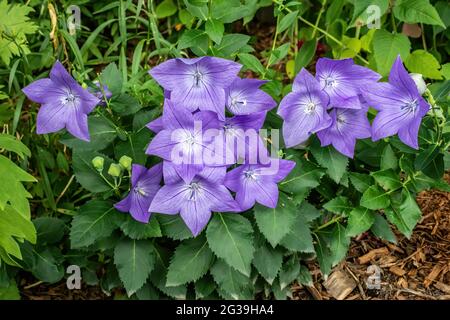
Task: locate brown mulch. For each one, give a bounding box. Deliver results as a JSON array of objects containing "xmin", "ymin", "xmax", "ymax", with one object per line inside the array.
[{"xmin": 292, "ymin": 174, "xmax": 450, "ymax": 300}]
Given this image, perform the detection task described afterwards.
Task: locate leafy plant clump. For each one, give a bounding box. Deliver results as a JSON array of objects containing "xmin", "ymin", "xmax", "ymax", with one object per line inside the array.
[{"xmin": 0, "ymin": 0, "xmax": 449, "ymax": 300}]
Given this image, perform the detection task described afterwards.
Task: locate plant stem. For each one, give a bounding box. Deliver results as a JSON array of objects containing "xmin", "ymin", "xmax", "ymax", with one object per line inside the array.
[
  {"xmin": 420, "ymin": 23, "xmax": 427, "ymax": 51},
  {"xmin": 312, "ymin": 0, "xmax": 327, "ymax": 39},
  {"xmin": 315, "ymin": 215, "xmax": 342, "ymax": 232},
  {"xmin": 390, "ymin": 12, "xmax": 397, "ymax": 33}
]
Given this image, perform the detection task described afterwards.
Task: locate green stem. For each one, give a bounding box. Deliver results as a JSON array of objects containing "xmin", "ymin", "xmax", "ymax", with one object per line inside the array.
[
  {"xmin": 312, "ymin": 0, "xmax": 327, "ymax": 39},
  {"xmin": 314, "ymin": 215, "xmax": 342, "ymax": 232},
  {"xmin": 390, "ymin": 12, "xmax": 397, "ymax": 33},
  {"xmin": 420, "ymin": 23, "xmax": 427, "ymax": 51}
]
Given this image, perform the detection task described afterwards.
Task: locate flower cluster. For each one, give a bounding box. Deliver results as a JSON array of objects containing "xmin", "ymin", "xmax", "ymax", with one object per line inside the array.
[
  {"xmin": 278, "ymin": 55, "xmax": 430, "ymax": 157},
  {"xmin": 139, "ymin": 56, "xmax": 295, "ymax": 235}
]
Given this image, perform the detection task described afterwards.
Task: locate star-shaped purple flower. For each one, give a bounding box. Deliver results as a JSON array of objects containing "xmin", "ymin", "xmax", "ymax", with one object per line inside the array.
[
  {"xmin": 22, "ymin": 61, "xmax": 100, "ymax": 141},
  {"xmin": 225, "ymin": 78, "xmax": 276, "ymax": 115},
  {"xmin": 317, "ymin": 106, "xmax": 371, "ymax": 158},
  {"xmin": 224, "ymin": 158, "xmax": 295, "ymax": 211},
  {"xmin": 146, "ymin": 100, "xmax": 229, "ymax": 182},
  {"xmin": 149, "ymin": 57, "xmax": 241, "ymax": 119},
  {"xmin": 114, "ymin": 163, "xmax": 163, "ymax": 223},
  {"xmin": 149, "ymin": 162, "xmax": 239, "ymax": 236},
  {"xmin": 361, "ymin": 56, "xmax": 430, "ymax": 149},
  {"xmin": 316, "ymin": 58, "xmax": 381, "ymax": 106},
  {"xmin": 277, "ymin": 68, "xmax": 332, "ymax": 148}
]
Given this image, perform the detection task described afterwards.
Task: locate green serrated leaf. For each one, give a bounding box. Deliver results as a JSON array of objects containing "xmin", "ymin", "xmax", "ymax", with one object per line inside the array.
[
  {"xmin": 346, "ymin": 207, "xmax": 375, "ymax": 237},
  {"xmin": 405, "ymin": 49, "xmax": 443, "ymax": 79},
  {"xmin": 310, "ymin": 142, "xmax": 348, "ymax": 183},
  {"xmin": 206, "ymin": 214, "xmax": 254, "ymax": 276},
  {"xmin": 166, "ymin": 235, "xmax": 213, "ymax": 286},
  {"xmin": 323, "ymin": 196, "xmax": 352, "ymax": 215},
  {"xmin": 114, "ymin": 239, "xmax": 155, "ymax": 296},
  {"xmin": 373, "ymin": 29, "xmax": 411, "ymax": 76},
  {"xmin": 349, "ymin": 172, "xmax": 373, "ymax": 193},
  {"xmin": 371, "ymin": 169, "xmax": 402, "ymax": 191},
  {"xmin": 280, "ymin": 214, "xmax": 315, "ymax": 253},
  {"xmin": 119, "ymin": 216, "xmax": 162, "ymax": 240},
  {"xmin": 205, "ymin": 18, "xmax": 224, "ymax": 44},
  {"xmin": 252, "ymin": 243, "xmax": 283, "ymax": 284},
  {"xmin": 210, "ymin": 259, "xmax": 252, "ymax": 300},
  {"xmin": 370, "ymin": 214, "xmax": 397, "ymax": 243},
  {"xmin": 254, "ymin": 193, "xmax": 297, "ymax": 247},
  {"xmin": 360, "ymin": 185, "xmax": 390, "ymax": 210},
  {"xmin": 393, "ymin": 0, "xmax": 445, "ymax": 27},
  {"xmin": 385, "ymin": 190, "xmax": 421, "ymax": 238}
]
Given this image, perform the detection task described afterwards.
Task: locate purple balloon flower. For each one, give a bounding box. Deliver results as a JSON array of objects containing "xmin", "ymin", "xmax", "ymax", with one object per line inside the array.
[
  {"xmin": 22, "ymin": 61, "xmax": 100, "ymax": 141},
  {"xmin": 224, "ymin": 158, "xmax": 295, "ymax": 211},
  {"xmin": 114, "ymin": 163, "xmax": 163, "ymax": 223},
  {"xmin": 316, "ymin": 58, "xmax": 381, "ymax": 106},
  {"xmin": 149, "ymin": 162, "xmax": 239, "ymax": 236},
  {"xmin": 361, "ymin": 56, "xmax": 430, "ymax": 149},
  {"xmin": 148, "ymin": 57, "xmax": 241, "ymax": 119},
  {"xmin": 277, "ymin": 68, "xmax": 332, "ymax": 148},
  {"xmin": 225, "ymin": 78, "xmax": 276, "ymax": 115},
  {"xmin": 317, "ymin": 107, "xmax": 371, "ymax": 158},
  {"xmin": 146, "ymin": 100, "xmax": 229, "ymax": 182}
]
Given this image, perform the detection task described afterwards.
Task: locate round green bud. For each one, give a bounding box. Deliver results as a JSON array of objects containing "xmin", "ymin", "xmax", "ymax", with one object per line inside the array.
[
  {"xmin": 119, "ymin": 155, "xmax": 133, "ymax": 171},
  {"xmin": 81, "ymin": 82, "xmax": 88, "ymax": 89},
  {"xmin": 108, "ymin": 163, "xmax": 122, "ymax": 178},
  {"xmin": 91, "ymin": 156, "xmax": 105, "ymax": 171}
]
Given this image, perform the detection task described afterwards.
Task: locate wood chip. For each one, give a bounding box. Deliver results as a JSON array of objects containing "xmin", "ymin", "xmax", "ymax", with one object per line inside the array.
[
  {"xmin": 358, "ymin": 247, "xmax": 389, "ymax": 264},
  {"xmin": 389, "ymin": 266, "xmax": 407, "ymax": 277},
  {"xmin": 434, "ymin": 282, "xmax": 450, "ymax": 294},
  {"xmin": 306, "ymin": 285, "xmax": 322, "ymax": 300},
  {"xmin": 424, "ymin": 264, "xmax": 444, "ymax": 288},
  {"xmin": 323, "ymin": 269, "xmax": 356, "ymax": 300}
]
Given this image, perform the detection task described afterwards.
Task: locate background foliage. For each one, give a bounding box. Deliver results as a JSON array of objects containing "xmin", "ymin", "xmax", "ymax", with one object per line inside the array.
[{"xmin": 0, "ymin": 0, "xmax": 449, "ymax": 300}]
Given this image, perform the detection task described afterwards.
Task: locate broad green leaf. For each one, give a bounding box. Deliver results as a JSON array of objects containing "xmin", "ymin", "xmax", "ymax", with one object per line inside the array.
[
  {"xmin": 238, "ymin": 53, "xmax": 265, "ymax": 75},
  {"xmin": 310, "ymin": 142, "xmax": 348, "ymax": 183},
  {"xmin": 99, "ymin": 63, "xmax": 123, "ymax": 95},
  {"xmin": 393, "ymin": 0, "xmax": 445, "ymax": 27},
  {"xmin": 166, "ymin": 236, "xmax": 213, "ymax": 286},
  {"xmin": 114, "ymin": 130, "xmax": 151, "ymax": 165},
  {"xmin": 385, "ymin": 190, "xmax": 421, "ymax": 238},
  {"xmin": 150, "ymin": 244, "xmax": 187, "ymax": 299},
  {"xmin": 183, "ymin": 0, "xmax": 208, "ymax": 21},
  {"xmin": 350, "ymin": 0, "xmax": 389, "ymax": 26},
  {"xmin": 70, "ymin": 200, "xmax": 124, "ymax": 248},
  {"xmin": 267, "ymin": 43, "xmax": 290, "ymax": 67},
  {"xmin": 349, "ymin": 172, "xmax": 373, "ymax": 193},
  {"xmin": 206, "ymin": 214, "xmax": 254, "ymax": 276},
  {"xmin": 114, "ymin": 239, "xmax": 155, "ymax": 296},
  {"xmin": 72, "ymin": 151, "xmax": 114, "ymax": 193},
  {"xmin": 405, "ymin": 50, "xmax": 443, "ymax": 80},
  {"xmin": 210, "ymin": 259, "xmax": 252, "ymax": 300},
  {"xmin": 33, "ymin": 217, "xmax": 65, "ymax": 245},
  {"xmin": 442, "ymin": 63, "xmax": 450, "ymax": 80},
  {"xmin": 299, "ymin": 201, "xmax": 321, "ymax": 222},
  {"xmin": 323, "ymin": 196, "xmax": 352, "ymax": 215},
  {"xmin": 252, "ymin": 243, "xmax": 283, "ymax": 284},
  {"xmin": 415, "ymin": 144, "xmax": 444, "ymax": 179},
  {"xmin": 360, "ymin": 185, "xmax": 390, "ymax": 210},
  {"xmin": 422, "ymin": 153, "xmax": 444, "ymax": 180},
  {"xmin": 135, "ymin": 282, "xmax": 160, "ymax": 300},
  {"xmin": 280, "ymin": 157, "xmax": 325, "ymax": 203},
  {"xmin": 214, "ymin": 33, "xmax": 250, "ymax": 57},
  {"xmin": 0, "ymin": 280, "xmax": 20, "ymax": 300},
  {"xmin": 324, "ymin": 223, "xmax": 351, "ymax": 266},
  {"xmin": 205, "ymin": 18, "xmax": 224, "ymax": 44},
  {"xmin": 314, "ymin": 234, "xmax": 333, "ymax": 276},
  {"xmin": 279, "ymin": 256, "xmax": 300, "ymax": 290},
  {"xmin": 295, "ymin": 39, "xmax": 317, "ymax": 73},
  {"xmin": 371, "ymin": 169, "xmax": 402, "ymax": 191},
  {"xmin": 381, "ymin": 144, "xmax": 398, "ymax": 170},
  {"xmin": 60, "ymin": 116, "xmax": 117, "ymax": 152},
  {"xmin": 0, "ymin": 134, "xmax": 30, "ymax": 158},
  {"xmin": 157, "ymin": 214, "xmax": 193, "ymax": 241},
  {"xmin": 119, "ymin": 216, "xmax": 162, "ymax": 240},
  {"xmin": 297, "ymin": 264, "xmax": 313, "ymax": 286},
  {"xmin": 195, "ymin": 275, "xmax": 216, "ymax": 299},
  {"xmin": 254, "ymin": 193, "xmax": 297, "ymax": 247},
  {"xmin": 29, "ymin": 247, "xmax": 64, "ymax": 283},
  {"xmin": 278, "ymin": 10, "xmax": 298, "ymax": 33},
  {"xmin": 346, "ymin": 207, "xmax": 375, "ymax": 237},
  {"xmin": 155, "ymin": 0, "xmax": 177, "ymax": 18},
  {"xmin": 373, "ymin": 29, "xmax": 411, "ymax": 76},
  {"xmin": 178, "ymin": 29, "xmax": 207, "ymax": 49},
  {"xmin": 210, "ymin": 0, "xmax": 257, "ymax": 24},
  {"xmin": 370, "ymin": 214, "xmax": 397, "ymax": 243},
  {"xmin": 110, "ymin": 93, "xmax": 142, "ymax": 116},
  {"xmin": 280, "ymin": 215, "xmax": 314, "ymax": 253}
]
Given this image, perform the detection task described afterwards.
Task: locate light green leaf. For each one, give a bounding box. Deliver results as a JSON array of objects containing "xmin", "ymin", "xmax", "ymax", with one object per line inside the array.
[
  {"xmin": 349, "ymin": 172, "xmax": 373, "ymax": 193},
  {"xmin": 346, "ymin": 207, "xmax": 375, "ymax": 237},
  {"xmin": 252, "ymin": 243, "xmax": 283, "ymax": 284},
  {"xmin": 157, "ymin": 214, "xmax": 193, "ymax": 241},
  {"xmin": 254, "ymin": 193, "xmax": 297, "ymax": 247},
  {"xmin": 371, "ymin": 169, "xmax": 403, "ymax": 191},
  {"xmin": 370, "ymin": 214, "xmax": 397, "ymax": 243},
  {"xmin": 0, "ymin": 134, "xmax": 30, "ymax": 158},
  {"xmin": 214, "ymin": 33, "xmax": 250, "ymax": 57},
  {"xmin": 72, "ymin": 151, "xmax": 114, "ymax": 193},
  {"xmin": 381, "ymin": 144, "xmax": 398, "ymax": 170},
  {"xmin": 205, "ymin": 18, "xmax": 224, "ymax": 44},
  {"xmin": 114, "ymin": 239, "xmax": 155, "ymax": 296},
  {"xmin": 373, "ymin": 29, "xmax": 411, "ymax": 76},
  {"xmin": 70, "ymin": 200, "xmax": 124, "ymax": 248},
  {"xmin": 360, "ymin": 185, "xmax": 390, "ymax": 210},
  {"xmin": 210, "ymin": 259, "xmax": 252, "ymax": 300},
  {"xmin": 206, "ymin": 214, "xmax": 254, "ymax": 276},
  {"xmin": 119, "ymin": 216, "xmax": 162, "ymax": 240},
  {"xmin": 323, "ymin": 196, "xmax": 352, "ymax": 215},
  {"xmin": 351, "ymin": 0, "xmax": 389, "ymax": 26},
  {"xmin": 405, "ymin": 50, "xmax": 443, "ymax": 80},
  {"xmin": 238, "ymin": 53, "xmax": 265, "ymax": 75},
  {"xmin": 393, "ymin": 0, "xmax": 445, "ymax": 27},
  {"xmin": 166, "ymin": 235, "xmax": 213, "ymax": 286},
  {"xmin": 385, "ymin": 190, "xmax": 421, "ymax": 238},
  {"xmin": 155, "ymin": 0, "xmax": 177, "ymax": 18},
  {"xmin": 310, "ymin": 142, "xmax": 348, "ymax": 183},
  {"xmin": 279, "ymin": 256, "xmax": 300, "ymax": 290},
  {"xmin": 278, "ymin": 10, "xmax": 298, "ymax": 33},
  {"xmin": 0, "ymin": 280, "xmax": 20, "ymax": 300}
]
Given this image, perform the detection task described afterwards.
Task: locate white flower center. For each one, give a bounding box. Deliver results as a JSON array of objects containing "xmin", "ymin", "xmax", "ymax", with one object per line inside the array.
[
  {"xmin": 402, "ymin": 99, "xmax": 418, "ymax": 114},
  {"xmin": 230, "ymin": 97, "xmax": 247, "ymax": 108},
  {"xmin": 243, "ymin": 169, "xmax": 258, "ymax": 181},
  {"xmin": 193, "ymin": 70, "xmax": 203, "ymax": 87},
  {"xmin": 187, "ymin": 182, "xmax": 201, "ymax": 201},
  {"xmin": 62, "ymin": 92, "xmax": 77, "ymax": 106},
  {"xmin": 304, "ymin": 102, "xmax": 317, "ymax": 114},
  {"xmin": 134, "ymin": 184, "xmax": 148, "ymax": 197},
  {"xmin": 325, "ymin": 77, "xmax": 337, "ymax": 87}
]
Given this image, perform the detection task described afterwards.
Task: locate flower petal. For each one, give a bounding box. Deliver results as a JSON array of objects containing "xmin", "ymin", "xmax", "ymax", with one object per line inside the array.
[{"xmin": 36, "ymin": 102, "xmax": 68, "ymax": 135}]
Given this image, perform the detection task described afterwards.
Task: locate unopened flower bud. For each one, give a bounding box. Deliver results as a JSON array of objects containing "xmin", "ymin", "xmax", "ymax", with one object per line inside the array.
[
  {"xmin": 119, "ymin": 155, "xmax": 132, "ymax": 171},
  {"xmin": 409, "ymin": 73, "xmax": 427, "ymax": 95},
  {"xmin": 91, "ymin": 156, "xmax": 104, "ymax": 171},
  {"xmin": 81, "ymin": 82, "xmax": 88, "ymax": 89},
  {"xmin": 108, "ymin": 163, "xmax": 122, "ymax": 177}
]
